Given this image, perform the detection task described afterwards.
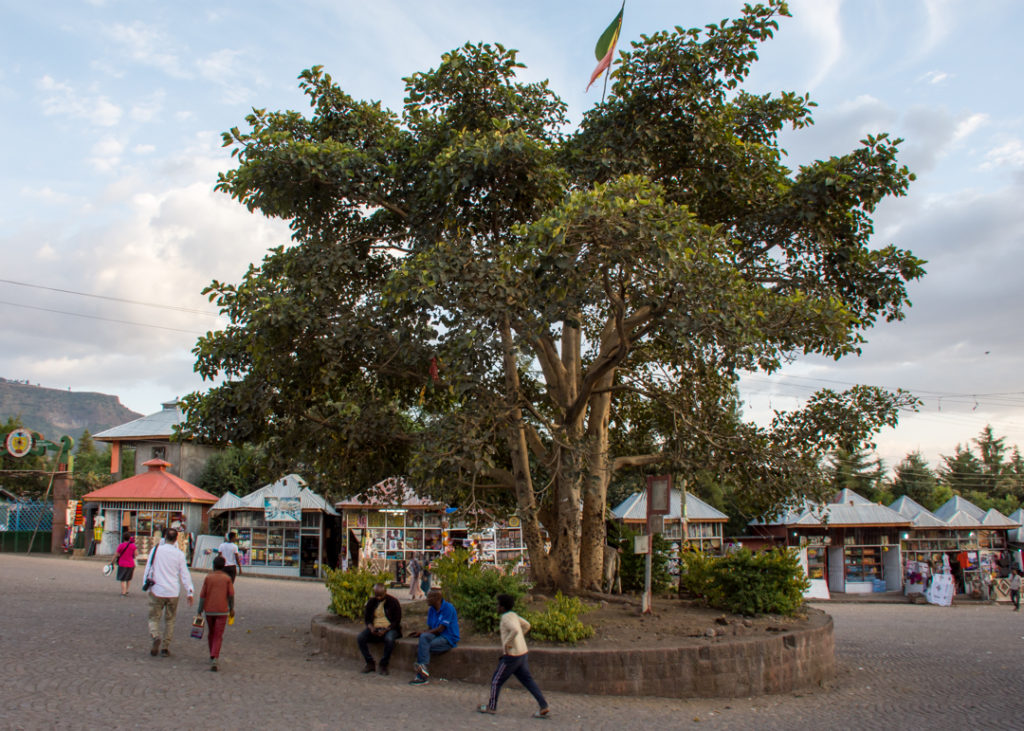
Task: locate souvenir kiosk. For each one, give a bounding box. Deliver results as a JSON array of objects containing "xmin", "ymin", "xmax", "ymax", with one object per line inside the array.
[
  {"xmin": 931, "ymin": 496, "xmax": 1020, "ymax": 598},
  {"xmin": 335, "ymin": 477, "xmax": 527, "ymax": 574},
  {"xmin": 207, "ymin": 474, "xmax": 339, "ymax": 579},
  {"xmin": 749, "ymin": 489, "xmax": 909, "ymax": 594},
  {"xmin": 81, "ymin": 458, "xmax": 217, "ymax": 558}
]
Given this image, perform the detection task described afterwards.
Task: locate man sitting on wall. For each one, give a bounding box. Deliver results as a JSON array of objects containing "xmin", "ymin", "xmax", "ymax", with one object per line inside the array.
[
  {"xmin": 356, "ymin": 583, "xmax": 403, "ymax": 675},
  {"xmin": 407, "ymin": 588, "xmax": 460, "ymax": 685}
]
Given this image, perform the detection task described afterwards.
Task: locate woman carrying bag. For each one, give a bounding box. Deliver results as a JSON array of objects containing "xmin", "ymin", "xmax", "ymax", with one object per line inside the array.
[{"xmin": 113, "ymin": 533, "xmax": 137, "ymax": 597}]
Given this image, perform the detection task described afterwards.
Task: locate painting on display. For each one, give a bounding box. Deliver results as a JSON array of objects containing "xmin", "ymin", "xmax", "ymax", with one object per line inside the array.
[{"xmin": 264, "ymin": 496, "xmax": 301, "ymax": 522}]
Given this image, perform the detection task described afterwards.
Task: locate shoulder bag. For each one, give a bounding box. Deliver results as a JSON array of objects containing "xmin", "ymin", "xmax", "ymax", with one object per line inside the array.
[{"xmin": 141, "ymin": 545, "xmax": 160, "ymax": 592}]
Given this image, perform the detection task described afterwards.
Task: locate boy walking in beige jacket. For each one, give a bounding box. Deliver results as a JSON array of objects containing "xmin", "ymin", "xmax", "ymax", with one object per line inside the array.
[{"xmin": 477, "ymin": 593, "xmax": 550, "ymax": 718}]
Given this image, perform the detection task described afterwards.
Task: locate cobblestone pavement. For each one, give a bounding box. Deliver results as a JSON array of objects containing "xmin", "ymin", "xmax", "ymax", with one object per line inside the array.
[{"xmin": 2, "ymin": 555, "xmax": 1023, "ymax": 730}]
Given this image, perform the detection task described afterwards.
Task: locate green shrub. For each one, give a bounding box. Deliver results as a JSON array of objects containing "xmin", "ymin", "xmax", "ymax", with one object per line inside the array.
[
  {"xmin": 323, "ymin": 565, "xmax": 391, "ymax": 619},
  {"xmin": 616, "ymin": 525, "xmax": 672, "ymax": 593},
  {"xmin": 524, "ymin": 592, "xmax": 595, "ymax": 644},
  {"xmin": 430, "ymin": 549, "xmax": 529, "ymax": 633},
  {"xmin": 679, "ymin": 548, "xmax": 809, "ymax": 616}
]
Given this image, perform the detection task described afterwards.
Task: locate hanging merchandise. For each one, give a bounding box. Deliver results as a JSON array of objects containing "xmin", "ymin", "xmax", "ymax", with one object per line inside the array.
[{"xmin": 926, "ymin": 573, "xmax": 955, "ymax": 606}]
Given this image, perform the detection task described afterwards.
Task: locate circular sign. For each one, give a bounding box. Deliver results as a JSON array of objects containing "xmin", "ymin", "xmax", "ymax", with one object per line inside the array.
[
  {"xmin": 508, "ymin": 516, "xmax": 521, "ymax": 528},
  {"xmin": 5, "ymin": 428, "xmax": 34, "ymax": 458}
]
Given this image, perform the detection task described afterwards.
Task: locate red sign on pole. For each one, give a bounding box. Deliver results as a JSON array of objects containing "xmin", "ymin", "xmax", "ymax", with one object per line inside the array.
[{"xmin": 646, "ymin": 474, "xmax": 672, "ymax": 517}]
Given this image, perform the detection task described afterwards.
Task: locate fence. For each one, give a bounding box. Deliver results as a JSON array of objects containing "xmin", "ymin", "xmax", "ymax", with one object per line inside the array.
[{"xmin": 0, "ymin": 499, "xmax": 53, "ymax": 553}]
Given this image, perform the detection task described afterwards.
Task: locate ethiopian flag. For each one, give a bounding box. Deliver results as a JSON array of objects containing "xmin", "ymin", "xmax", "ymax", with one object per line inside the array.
[{"xmin": 587, "ymin": 2, "xmax": 624, "ymax": 91}]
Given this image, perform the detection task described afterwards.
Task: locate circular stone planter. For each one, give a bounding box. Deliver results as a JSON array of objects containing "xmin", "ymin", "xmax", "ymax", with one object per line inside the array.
[{"xmin": 310, "ymin": 608, "xmax": 834, "ymax": 699}]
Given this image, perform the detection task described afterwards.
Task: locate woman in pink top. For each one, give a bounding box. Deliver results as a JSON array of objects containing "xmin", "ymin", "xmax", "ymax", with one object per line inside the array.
[{"xmin": 114, "ymin": 533, "xmax": 137, "ymax": 597}]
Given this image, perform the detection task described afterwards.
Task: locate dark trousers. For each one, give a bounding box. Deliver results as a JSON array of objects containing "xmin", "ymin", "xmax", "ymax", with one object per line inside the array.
[
  {"xmin": 206, "ymin": 614, "xmax": 228, "ymax": 658},
  {"xmin": 487, "ymin": 653, "xmax": 547, "ymax": 711},
  {"xmin": 224, "ymin": 565, "xmax": 237, "ymax": 583},
  {"xmin": 357, "ymin": 628, "xmax": 399, "ymax": 667},
  {"xmin": 1011, "ymin": 589, "xmax": 1020, "ymax": 610}
]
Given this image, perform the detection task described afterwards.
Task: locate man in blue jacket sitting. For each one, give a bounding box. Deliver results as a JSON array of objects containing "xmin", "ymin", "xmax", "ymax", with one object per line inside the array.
[{"xmin": 407, "ymin": 587, "xmax": 459, "ymax": 685}]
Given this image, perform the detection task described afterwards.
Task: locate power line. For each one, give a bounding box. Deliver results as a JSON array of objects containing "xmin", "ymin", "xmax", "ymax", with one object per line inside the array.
[
  {"xmin": 0, "ymin": 300, "xmax": 204, "ymax": 335},
  {"xmin": 0, "ymin": 278, "xmax": 219, "ymax": 317}
]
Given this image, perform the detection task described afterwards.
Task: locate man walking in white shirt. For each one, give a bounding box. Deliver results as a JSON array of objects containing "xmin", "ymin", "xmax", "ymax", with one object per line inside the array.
[{"xmin": 143, "ymin": 528, "xmax": 194, "ymax": 657}]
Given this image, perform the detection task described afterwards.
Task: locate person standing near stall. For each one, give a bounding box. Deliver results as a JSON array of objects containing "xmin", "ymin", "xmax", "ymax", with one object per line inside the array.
[
  {"xmin": 114, "ymin": 533, "xmax": 137, "ymax": 597},
  {"xmin": 1009, "ymin": 569, "xmax": 1021, "ymax": 611},
  {"xmin": 217, "ymin": 532, "xmax": 242, "ymax": 583},
  {"xmin": 196, "ymin": 555, "xmax": 236, "ymax": 671}
]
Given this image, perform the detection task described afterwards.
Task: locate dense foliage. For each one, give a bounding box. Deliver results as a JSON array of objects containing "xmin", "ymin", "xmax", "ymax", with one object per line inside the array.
[
  {"xmin": 523, "ymin": 592, "xmax": 595, "ymax": 644},
  {"xmin": 679, "ymin": 548, "xmax": 809, "ymax": 616},
  {"xmin": 431, "ymin": 549, "xmax": 529, "ymax": 633},
  {"xmin": 323, "ymin": 566, "xmax": 391, "ymax": 619},
  {"xmin": 183, "ymin": 1, "xmax": 923, "ymax": 592}
]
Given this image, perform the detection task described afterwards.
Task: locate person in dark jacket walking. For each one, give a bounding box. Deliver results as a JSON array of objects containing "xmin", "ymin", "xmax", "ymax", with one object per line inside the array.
[{"xmin": 357, "ymin": 583, "xmax": 403, "ymax": 675}]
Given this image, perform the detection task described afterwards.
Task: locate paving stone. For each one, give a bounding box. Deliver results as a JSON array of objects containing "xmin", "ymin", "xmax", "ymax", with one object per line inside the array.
[{"xmin": 2, "ymin": 554, "xmax": 1024, "ymax": 729}]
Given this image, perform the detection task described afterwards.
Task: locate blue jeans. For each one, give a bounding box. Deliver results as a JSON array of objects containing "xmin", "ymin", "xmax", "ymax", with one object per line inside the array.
[
  {"xmin": 415, "ymin": 632, "xmax": 452, "ymax": 667},
  {"xmin": 357, "ymin": 628, "xmax": 399, "ymax": 667}
]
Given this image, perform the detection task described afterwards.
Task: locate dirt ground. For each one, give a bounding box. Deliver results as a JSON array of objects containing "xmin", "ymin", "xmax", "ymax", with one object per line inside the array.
[{"xmin": 397, "ymin": 592, "xmax": 811, "ymax": 648}]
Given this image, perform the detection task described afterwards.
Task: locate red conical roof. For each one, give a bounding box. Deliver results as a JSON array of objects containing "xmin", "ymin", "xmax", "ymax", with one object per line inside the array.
[{"xmin": 82, "ymin": 458, "xmax": 217, "ymax": 503}]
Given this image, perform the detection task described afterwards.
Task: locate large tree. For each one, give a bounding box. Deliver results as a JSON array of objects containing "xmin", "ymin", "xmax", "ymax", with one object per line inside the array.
[{"xmin": 183, "ymin": 2, "xmax": 922, "ymax": 592}]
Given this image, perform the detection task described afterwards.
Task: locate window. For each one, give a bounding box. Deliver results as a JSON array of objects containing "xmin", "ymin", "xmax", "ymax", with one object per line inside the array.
[{"xmin": 151, "ymin": 446, "xmax": 166, "ymax": 460}]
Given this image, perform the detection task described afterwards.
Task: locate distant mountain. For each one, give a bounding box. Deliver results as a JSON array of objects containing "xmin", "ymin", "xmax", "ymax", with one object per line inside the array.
[{"xmin": 0, "ymin": 378, "xmax": 142, "ymax": 449}]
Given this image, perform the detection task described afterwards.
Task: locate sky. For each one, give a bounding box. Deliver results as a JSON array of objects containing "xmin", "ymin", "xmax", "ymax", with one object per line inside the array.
[{"xmin": 1, "ymin": 0, "xmax": 1022, "ymax": 474}]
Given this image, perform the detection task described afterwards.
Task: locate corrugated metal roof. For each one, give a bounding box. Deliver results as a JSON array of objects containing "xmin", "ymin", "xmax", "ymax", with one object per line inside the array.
[
  {"xmin": 934, "ymin": 496, "xmax": 986, "ymax": 523},
  {"xmin": 981, "ymin": 508, "xmax": 1019, "ymax": 529},
  {"xmin": 889, "ymin": 496, "xmax": 947, "ymax": 528},
  {"xmin": 754, "ymin": 490, "xmax": 908, "ymax": 527},
  {"xmin": 941, "ymin": 509, "xmax": 983, "ymax": 528},
  {"xmin": 209, "ymin": 491, "xmax": 244, "ymax": 513},
  {"xmin": 610, "ymin": 489, "xmax": 728, "ymax": 522},
  {"xmin": 94, "ymin": 400, "xmax": 184, "ymax": 440},
  {"xmin": 210, "ymin": 474, "xmax": 338, "ymax": 515},
  {"xmin": 1008, "ymin": 509, "xmax": 1024, "ymax": 543},
  {"xmin": 831, "ymin": 488, "xmax": 874, "ymax": 505}
]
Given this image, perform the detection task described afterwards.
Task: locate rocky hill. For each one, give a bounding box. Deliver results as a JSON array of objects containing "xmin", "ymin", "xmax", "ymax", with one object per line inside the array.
[{"xmin": 0, "ymin": 378, "xmax": 142, "ymax": 448}]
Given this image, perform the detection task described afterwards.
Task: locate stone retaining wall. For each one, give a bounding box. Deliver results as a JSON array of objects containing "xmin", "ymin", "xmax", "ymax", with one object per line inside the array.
[{"xmin": 310, "ymin": 608, "xmax": 835, "ymax": 698}]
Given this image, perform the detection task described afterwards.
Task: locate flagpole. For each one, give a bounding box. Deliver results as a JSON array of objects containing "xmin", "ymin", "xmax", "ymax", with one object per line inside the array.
[{"xmin": 601, "ymin": 66, "xmax": 610, "ymax": 104}]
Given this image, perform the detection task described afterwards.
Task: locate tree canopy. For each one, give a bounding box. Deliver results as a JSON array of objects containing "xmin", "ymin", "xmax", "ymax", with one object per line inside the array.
[{"xmin": 183, "ymin": 2, "xmax": 923, "ymax": 591}]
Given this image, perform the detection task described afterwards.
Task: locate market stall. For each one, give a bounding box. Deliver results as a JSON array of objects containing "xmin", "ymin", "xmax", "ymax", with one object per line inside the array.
[
  {"xmin": 611, "ymin": 489, "xmax": 729, "ymax": 577},
  {"xmin": 81, "ymin": 458, "xmax": 216, "ymax": 559},
  {"xmin": 335, "ymin": 477, "xmax": 527, "ymax": 575},
  {"xmin": 748, "ymin": 489, "xmax": 909, "ymax": 594},
  {"xmin": 207, "ymin": 474, "xmax": 340, "ymax": 579}
]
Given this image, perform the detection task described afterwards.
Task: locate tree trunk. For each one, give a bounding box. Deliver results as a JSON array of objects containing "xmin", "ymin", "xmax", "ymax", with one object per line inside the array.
[
  {"xmin": 580, "ymin": 378, "xmax": 613, "ymax": 590},
  {"xmin": 499, "ymin": 314, "xmax": 552, "ymax": 587},
  {"xmin": 550, "ymin": 441, "xmax": 582, "ymax": 592}
]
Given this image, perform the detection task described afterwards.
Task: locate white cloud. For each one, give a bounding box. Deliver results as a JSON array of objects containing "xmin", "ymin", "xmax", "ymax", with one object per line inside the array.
[
  {"xmin": 37, "ymin": 75, "xmax": 122, "ymax": 127},
  {"xmin": 920, "ymin": 70, "xmax": 950, "ymax": 85},
  {"xmin": 794, "ymin": 0, "xmax": 843, "ymax": 90},
  {"xmin": 105, "ymin": 22, "xmax": 189, "ymax": 79},
  {"xmin": 951, "ymin": 113, "xmax": 987, "ymax": 144},
  {"xmin": 981, "ymin": 139, "xmax": 1024, "ymax": 170},
  {"xmin": 88, "ymin": 136, "xmax": 125, "ymax": 172},
  {"xmin": 130, "ymin": 91, "xmax": 166, "ymax": 122},
  {"xmin": 133, "ymin": 144, "xmax": 156, "ymax": 155}
]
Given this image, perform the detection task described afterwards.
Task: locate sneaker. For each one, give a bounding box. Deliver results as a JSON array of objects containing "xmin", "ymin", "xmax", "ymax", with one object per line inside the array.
[
  {"xmin": 160, "ymin": 648, "xmax": 171, "ymax": 657},
  {"xmin": 409, "ymin": 675, "xmax": 429, "ymax": 686},
  {"xmin": 533, "ymin": 708, "xmax": 550, "ymax": 720},
  {"xmin": 378, "ymin": 665, "xmax": 389, "ymax": 676},
  {"xmin": 150, "ymin": 637, "xmax": 161, "ymax": 656},
  {"xmin": 210, "ymin": 659, "xmax": 218, "ymax": 672},
  {"xmin": 414, "ymin": 662, "xmax": 429, "ymax": 678},
  {"xmin": 477, "ymin": 705, "xmax": 496, "ymax": 715},
  {"xmin": 361, "ymin": 663, "xmax": 376, "ymax": 674}
]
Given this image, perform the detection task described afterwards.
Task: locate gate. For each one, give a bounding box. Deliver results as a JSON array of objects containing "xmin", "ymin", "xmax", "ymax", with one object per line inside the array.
[{"xmin": 0, "ymin": 500, "xmax": 53, "ymax": 553}]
